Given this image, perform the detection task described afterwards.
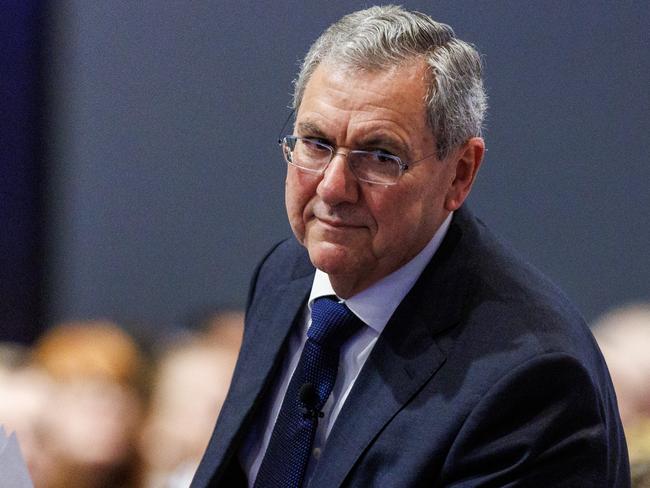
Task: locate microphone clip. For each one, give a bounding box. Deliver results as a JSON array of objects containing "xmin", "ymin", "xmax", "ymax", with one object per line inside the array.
[
  {"xmin": 299, "ymin": 382, "xmax": 324, "ymax": 421},
  {"xmin": 302, "ymin": 408, "xmax": 325, "ymax": 420}
]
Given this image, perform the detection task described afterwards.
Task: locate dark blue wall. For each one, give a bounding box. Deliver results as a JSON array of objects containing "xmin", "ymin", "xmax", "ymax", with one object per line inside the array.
[
  {"xmin": 44, "ymin": 1, "xmax": 649, "ymax": 335},
  {"xmin": 1, "ymin": 1, "xmax": 46, "ymax": 343}
]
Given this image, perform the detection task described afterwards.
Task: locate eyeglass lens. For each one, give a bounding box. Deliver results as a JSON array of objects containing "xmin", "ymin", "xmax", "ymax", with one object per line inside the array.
[{"xmin": 282, "ymin": 137, "xmax": 401, "ymax": 185}]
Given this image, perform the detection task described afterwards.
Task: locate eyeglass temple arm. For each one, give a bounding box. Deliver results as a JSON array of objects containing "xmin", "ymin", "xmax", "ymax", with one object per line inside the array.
[{"xmin": 277, "ymin": 109, "xmax": 296, "ymax": 144}]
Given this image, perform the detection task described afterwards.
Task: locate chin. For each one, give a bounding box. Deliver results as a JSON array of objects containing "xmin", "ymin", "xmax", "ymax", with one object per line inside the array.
[{"xmin": 306, "ymin": 240, "xmax": 361, "ymax": 276}]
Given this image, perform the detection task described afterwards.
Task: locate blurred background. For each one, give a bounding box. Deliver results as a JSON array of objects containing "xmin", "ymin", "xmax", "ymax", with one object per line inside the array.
[
  {"xmin": 3, "ymin": 0, "xmax": 649, "ymax": 342},
  {"xmin": 2, "ymin": 1, "xmax": 649, "ymax": 486}
]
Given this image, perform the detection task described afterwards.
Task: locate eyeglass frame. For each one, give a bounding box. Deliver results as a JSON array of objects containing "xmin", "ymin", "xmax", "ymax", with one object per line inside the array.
[{"xmin": 276, "ymin": 110, "xmax": 438, "ymax": 186}]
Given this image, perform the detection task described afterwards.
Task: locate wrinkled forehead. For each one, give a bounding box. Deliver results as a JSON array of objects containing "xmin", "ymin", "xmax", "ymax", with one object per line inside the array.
[
  {"xmin": 298, "ymin": 56, "xmax": 432, "ymax": 116},
  {"xmin": 294, "ymin": 60, "xmax": 434, "ymax": 157},
  {"xmin": 297, "ymin": 59, "xmax": 431, "ymax": 124}
]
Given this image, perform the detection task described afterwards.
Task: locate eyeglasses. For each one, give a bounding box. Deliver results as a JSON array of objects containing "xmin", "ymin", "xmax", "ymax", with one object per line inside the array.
[{"xmin": 279, "ymin": 135, "xmax": 436, "ymax": 186}]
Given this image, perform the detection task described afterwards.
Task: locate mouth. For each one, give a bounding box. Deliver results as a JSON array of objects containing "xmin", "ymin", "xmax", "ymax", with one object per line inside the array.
[
  {"xmin": 308, "ymin": 202, "xmax": 368, "ymax": 233},
  {"xmin": 316, "ymin": 217, "xmax": 364, "ymax": 230}
]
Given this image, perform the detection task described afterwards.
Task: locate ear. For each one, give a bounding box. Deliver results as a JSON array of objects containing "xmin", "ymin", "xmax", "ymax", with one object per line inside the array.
[{"xmin": 444, "ymin": 137, "xmax": 485, "ymax": 211}]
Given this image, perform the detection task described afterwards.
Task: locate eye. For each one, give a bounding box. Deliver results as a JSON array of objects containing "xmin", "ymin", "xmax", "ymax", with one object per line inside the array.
[
  {"xmin": 376, "ymin": 153, "xmax": 395, "ymax": 163},
  {"xmin": 367, "ymin": 149, "xmax": 398, "ymax": 163},
  {"xmin": 301, "ymin": 138, "xmax": 331, "ymax": 153}
]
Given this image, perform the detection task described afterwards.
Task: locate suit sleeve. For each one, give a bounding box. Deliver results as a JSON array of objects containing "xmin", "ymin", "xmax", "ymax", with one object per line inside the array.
[{"xmin": 439, "ymin": 353, "xmax": 629, "ymax": 487}]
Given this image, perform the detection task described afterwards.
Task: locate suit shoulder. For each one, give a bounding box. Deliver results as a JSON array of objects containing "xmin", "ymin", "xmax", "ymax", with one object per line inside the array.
[
  {"xmin": 256, "ymin": 237, "xmax": 313, "ymax": 281},
  {"xmin": 456, "ymin": 208, "xmax": 584, "ymax": 326},
  {"xmin": 246, "ymin": 237, "xmax": 313, "ymax": 304},
  {"xmin": 447, "ymin": 209, "xmax": 610, "ymax": 386}
]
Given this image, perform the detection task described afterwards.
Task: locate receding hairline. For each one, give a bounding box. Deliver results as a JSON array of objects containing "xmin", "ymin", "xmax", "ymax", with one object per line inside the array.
[{"xmin": 295, "ymin": 55, "xmax": 436, "ymax": 135}]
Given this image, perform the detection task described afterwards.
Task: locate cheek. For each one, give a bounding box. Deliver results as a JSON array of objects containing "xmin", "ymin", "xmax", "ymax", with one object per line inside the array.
[
  {"xmin": 373, "ymin": 208, "xmax": 403, "ymax": 247},
  {"xmin": 362, "ymin": 192, "xmax": 402, "ymax": 248},
  {"xmin": 285, "ymin": 170, "xmax": 318, "ymax": 243},
  {"xmin": 366, "ymin": 186, "xmax": 433, "ymax": 252}
]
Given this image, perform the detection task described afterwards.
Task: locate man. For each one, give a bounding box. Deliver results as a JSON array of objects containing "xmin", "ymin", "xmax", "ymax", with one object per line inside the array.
[{"xmin": 193, "ymin": 6, "xmax": 629, "ymax": 487}]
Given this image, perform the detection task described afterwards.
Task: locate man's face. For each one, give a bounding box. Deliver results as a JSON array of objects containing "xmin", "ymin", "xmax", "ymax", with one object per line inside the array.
[{"xmin": 285, "ymin": 60, "xmax": 466, "ymax": 297}]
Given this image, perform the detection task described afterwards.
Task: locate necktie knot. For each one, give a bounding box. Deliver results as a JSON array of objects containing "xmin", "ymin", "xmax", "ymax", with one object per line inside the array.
[{"xmin": 308, "ymin": 296, "xmax": 363, "ymax": 349}]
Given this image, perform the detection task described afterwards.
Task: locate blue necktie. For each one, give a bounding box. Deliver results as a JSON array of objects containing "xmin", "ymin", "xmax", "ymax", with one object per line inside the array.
[{"xmin": 254, "ymin": 296, "xmax": 363, "ymax": 488}]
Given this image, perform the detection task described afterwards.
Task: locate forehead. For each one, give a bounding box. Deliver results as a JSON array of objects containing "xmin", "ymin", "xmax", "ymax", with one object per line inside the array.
[{"xmin": 295, "ymin": 60, "xmax": 432, "ymax": 150}]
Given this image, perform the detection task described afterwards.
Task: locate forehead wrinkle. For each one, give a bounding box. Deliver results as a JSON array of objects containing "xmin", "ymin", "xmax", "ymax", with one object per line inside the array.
[
  {"xmin": 297, "ymin": 117, "xmax": 412, "ymax": 156},
  {"xmin": 334, "ymin": 95, "xmax": 426, "ymax": 157},
  {"xmin": 297, "ymin": 64, "xmax": 430, "ymax": 157},
  {"xmin": 297, "ymin": 113, "xmax": 416, "ymax": 158},
  {"xmin": 295, "ymin": 107, "xmax": 351, "ymax": 144}
]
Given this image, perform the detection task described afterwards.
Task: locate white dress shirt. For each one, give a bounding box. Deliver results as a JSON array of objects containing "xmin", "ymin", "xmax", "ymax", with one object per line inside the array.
[{"xmin": 239, "ymin": 213, "xmax": 452, "ymax": 486}]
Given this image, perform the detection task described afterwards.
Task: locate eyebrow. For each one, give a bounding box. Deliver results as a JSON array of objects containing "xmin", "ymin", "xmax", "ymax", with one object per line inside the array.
[
  {"xmin": 295, "ymin": 121, "xmax": 328, "ymax": 139},
  {"xmin": 358, "ymin": 135, "xmax": 411, "ymax": 157},
  {"xmin": 295, "ymin": 121, "xmax": 412, "ymax": 158}
]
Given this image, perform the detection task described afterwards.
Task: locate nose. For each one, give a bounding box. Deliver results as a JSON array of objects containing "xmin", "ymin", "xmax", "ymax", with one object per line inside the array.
[{"xmin": 316, "ymin": 151, "xmax": 359, "ymax": 205}]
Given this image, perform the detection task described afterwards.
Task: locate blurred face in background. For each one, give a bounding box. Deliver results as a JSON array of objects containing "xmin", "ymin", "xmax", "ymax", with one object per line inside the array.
[
  {"xmin": 43, "ymin": 378, "xmax": 142, "ymax": 469},
  {"xmin": 138, "ymin": 341, "xmax": 240, "ymax": 482},
  {"xmin": 0, "ymin": 367, "xmax": 57, "ymax": 488}
]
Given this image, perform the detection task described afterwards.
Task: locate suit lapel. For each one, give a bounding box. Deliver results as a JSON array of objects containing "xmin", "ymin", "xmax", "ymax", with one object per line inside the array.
[
  {"xmin": 195, "ymin": 272, "xmax": 313, "ymax": 485},
  {"xmin": 310, "ymin": 315, "xmax": 446, "ymax": 488}
]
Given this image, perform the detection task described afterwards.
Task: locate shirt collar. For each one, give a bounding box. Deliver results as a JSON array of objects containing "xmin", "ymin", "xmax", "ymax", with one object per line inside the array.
[{"xmin": 308, "ymin": 212, "xmax": 452, "ymax": 334}]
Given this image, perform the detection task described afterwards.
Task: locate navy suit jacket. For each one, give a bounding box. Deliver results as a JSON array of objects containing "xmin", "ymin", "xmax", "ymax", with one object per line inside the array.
[{"xmin": 192, "ymin": 207, "xmax": 630, "ymax": 487}]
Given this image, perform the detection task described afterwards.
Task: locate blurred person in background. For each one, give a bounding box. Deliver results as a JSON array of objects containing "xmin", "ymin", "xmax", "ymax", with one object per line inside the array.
[
  {"xmin": 202, "ymin": 310, "xmax": 245, "ymax": 352},
  {"xmin": 0, "ymin": 343, "xmax": 57, "ymax": 487},
  {"xmin": 593, "ymin": 304, "xmax": 650, "ymax": 487},
  {"xmin": 29, "ymin": 319, "xmax": 146, "ymax": 488},
  {"xmin": 138, "ymin": 310, "xmax": 243, "ymax": 488}
]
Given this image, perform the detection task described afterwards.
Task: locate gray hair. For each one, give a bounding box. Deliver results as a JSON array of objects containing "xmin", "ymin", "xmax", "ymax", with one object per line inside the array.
[{"xmin": 292, "ymin": 5, "xmax": 487, "ymax": 160}]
